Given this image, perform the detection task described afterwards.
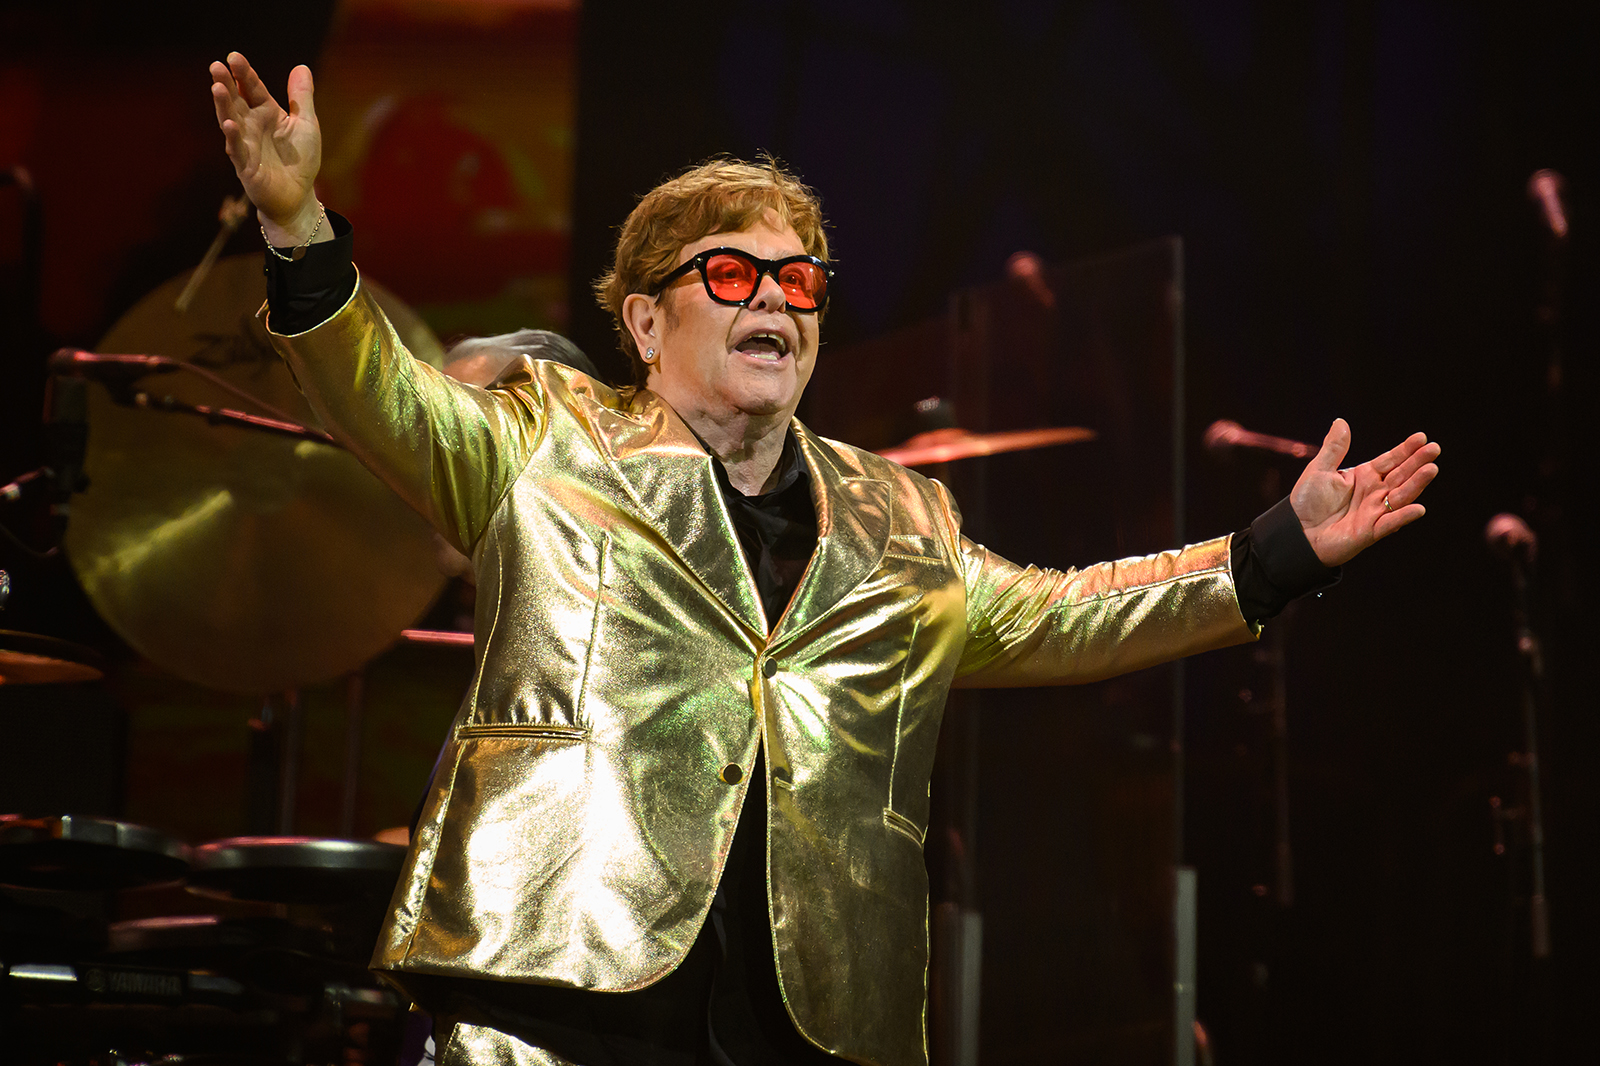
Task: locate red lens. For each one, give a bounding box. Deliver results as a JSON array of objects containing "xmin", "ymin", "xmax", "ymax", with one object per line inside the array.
[
  {"xmin": 704, "ymin": 255, "xmax": 758, "ymax": 301},
  {"xmin": 778, "ymin": 261, "xmax": 827, "ymax": 309}
]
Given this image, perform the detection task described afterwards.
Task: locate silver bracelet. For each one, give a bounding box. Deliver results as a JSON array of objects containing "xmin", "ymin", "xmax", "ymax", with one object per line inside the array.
[{"xmin": 261, "ymin": 203, "xmax": 326, "ymax": 262}]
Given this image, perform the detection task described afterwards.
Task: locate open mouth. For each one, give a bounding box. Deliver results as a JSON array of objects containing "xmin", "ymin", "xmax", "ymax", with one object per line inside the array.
[{"xmin": 734, "ymin": 331, "xmax": 791, "ymax": 361}]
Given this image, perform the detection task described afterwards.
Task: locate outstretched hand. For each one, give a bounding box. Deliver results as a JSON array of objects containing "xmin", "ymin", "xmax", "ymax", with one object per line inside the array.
[
  {"xmin": 1290, "ymin": 419, "xmax": 1440, "ymax": 567},
  {"xmin": 209, "ymin": 52, "xmax": 323, "ymax": 243}
]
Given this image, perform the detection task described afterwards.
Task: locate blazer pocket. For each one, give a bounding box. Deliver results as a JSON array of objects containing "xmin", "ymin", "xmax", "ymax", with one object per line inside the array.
[{"xmin": 454, "ymin": 723, "xmax": 590, "ymax": 742}]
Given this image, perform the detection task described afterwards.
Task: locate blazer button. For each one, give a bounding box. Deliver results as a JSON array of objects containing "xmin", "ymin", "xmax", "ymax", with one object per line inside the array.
[
  {"xmin": 762, "ymin": 658, "xmax": 778, "ymax": 678},
  {"xmin": 720, "ymin": 763, "xmax": 744, "ymax": 785}
]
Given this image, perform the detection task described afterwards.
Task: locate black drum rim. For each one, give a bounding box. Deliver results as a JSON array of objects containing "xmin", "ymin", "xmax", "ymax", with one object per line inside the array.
[
  {"xmin": 0, "ymin": 813, "xmax": 192, "ymax": 864},
  {"xmin": 191, "ymin": 836, "xmax": 406, "ymax": 873}
]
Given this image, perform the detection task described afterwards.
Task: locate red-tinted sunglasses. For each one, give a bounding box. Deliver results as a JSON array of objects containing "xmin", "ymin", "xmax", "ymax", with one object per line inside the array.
[{"xmin": 652, "ymin": 248, "xmax": 833, "ymax": 313}]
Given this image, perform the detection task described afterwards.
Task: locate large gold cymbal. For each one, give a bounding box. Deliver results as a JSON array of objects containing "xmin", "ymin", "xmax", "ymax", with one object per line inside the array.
[{"xmin": 64, "ymin": 254, "xmax": 448, "ymax": 694}]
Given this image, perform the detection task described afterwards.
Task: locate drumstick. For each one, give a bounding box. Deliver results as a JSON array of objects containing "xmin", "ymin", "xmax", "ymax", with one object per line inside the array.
[{"xmin": 175, "ymin": 195, "xmax": 251, "ymax": 314}]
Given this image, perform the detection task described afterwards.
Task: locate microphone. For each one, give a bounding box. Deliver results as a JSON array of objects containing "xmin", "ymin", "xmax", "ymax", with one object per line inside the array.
[
  {"xmin": 1527, "ymin": 170, "xmax": 1568, "ymax": 239},
  {"xmin": 48, "ymin": 348, "xmax": 181, "ymax": 381},
  {"xmin": 1203, "ymin": 419, "xmax": 1314, "ymax": 460},
  {"xmin": 1005, "ymin": 251, "xmax": 1056, "ymax": 309},
  {"xmin": 1485, "ymin": 513, "xmax": 1537, "ymax": 565}
]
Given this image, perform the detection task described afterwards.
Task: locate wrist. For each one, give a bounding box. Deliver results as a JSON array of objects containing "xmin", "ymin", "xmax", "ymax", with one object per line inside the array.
[{"xmin": 261, "ymin": 198, "xmax": 328, "ymax": 248}]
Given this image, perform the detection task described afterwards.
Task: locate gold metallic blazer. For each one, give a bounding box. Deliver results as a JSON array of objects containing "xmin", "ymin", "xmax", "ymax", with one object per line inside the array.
[{"xmin": 269, "ymin": 282, "xmax": 1255, "ymax": 1066}]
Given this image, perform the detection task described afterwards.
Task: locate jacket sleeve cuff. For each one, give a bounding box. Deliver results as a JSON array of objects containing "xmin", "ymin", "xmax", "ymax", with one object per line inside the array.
[
  {"xmin": 263, "ymin": 210, "xmax": 357, "ymax": 335},
  {"xmin": 1230, "ymin": 496, "xmax": 1340, "ymax": 623}
]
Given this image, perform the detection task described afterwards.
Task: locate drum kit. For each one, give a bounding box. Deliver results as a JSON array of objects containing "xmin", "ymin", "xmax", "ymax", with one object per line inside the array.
[
  {"xmin": 0, "ymin": 250, "xmax": 448, "ymax": 1065},
  {"xmin": 0, "ymin": 813, "xmax": 413, "ymax": 1065},
  {"xmin": 0, "ymin": 219, "xmax": 1097, "ymax": 1063}
]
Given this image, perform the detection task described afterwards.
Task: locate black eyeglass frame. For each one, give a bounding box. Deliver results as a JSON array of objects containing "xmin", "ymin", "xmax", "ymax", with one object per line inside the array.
[{"xmin": 650, "ymin": 247, "xmax": 834, "ymax": 313}]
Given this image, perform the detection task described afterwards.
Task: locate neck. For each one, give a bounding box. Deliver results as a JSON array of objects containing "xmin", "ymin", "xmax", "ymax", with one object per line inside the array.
[
  {"xmin": 663, "ymin": 397, "xmax": 792, "ymax": 495},
  {"xmin": 696, "ymin": 414, "xmax": 792, "ymax": 495}
]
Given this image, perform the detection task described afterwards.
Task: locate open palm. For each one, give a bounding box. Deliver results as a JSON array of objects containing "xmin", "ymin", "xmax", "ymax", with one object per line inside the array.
[
  {"xmin": 1291, "ymin": 419, "xmax": 1441, "ymax": 567},
  {"xmin": 209, "ymin": 52, "xmax": 322, "ymax": 236}
]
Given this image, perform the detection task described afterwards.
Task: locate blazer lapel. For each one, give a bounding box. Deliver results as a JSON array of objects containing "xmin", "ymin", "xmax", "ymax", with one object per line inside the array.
[
  {"xmin": 774, "ymin": 423, "xmax": 891, "ymax": 643},
  {"xmin": 597, "ymin": 392, "xmax": 766, "ymax": 638}
]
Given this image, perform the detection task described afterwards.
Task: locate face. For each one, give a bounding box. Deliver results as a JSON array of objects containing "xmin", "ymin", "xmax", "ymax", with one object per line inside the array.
[{"xmin": 629, "ymin": 212, "xmax": 822, "ymax": 424}]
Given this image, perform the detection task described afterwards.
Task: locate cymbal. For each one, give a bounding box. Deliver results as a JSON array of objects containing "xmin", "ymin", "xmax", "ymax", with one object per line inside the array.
[
  {"xmin": 0, "ymin": 629, "xmax": 104, "ymax": 685},
  {"xmin": 876, "ymin": 425, "xmax": 1097, "ymax": 468},
  {"xmin": 63, "ymin": 254, "xmax": 448, "ymax": 694},
  {"xmin": 401, "ymin": 627, "xmax": 473, "ymax": 647}
]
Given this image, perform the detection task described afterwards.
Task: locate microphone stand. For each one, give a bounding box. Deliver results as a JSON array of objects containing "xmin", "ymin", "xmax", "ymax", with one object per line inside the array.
[
  {"xmin": 1483, "ymin": 512, "xmax": 1552, "ymax": 1066},
  {"xmin": 7, "ymin": 354, "xmax": 343, "ymax": 552},
  {"xmin": 50, "ymin": 350, "xmax": 342, "ymax": 449},
  {"xmin": 1474, "ymin": 169, "xmax": 1571, "ymax": 1062},
  {"xmin": 109, "ymin": 388, "xmax": 338, "ymax": 448},
  {"xmin": 1500, "ymin": 538, "xmax": 1550, "ymax": 960},
  {"xmin": 1204, "ymin": 421, "xmax": 1311, "ymax": 911},
  {"xmin": 1508, "ymin": 169, "xmax": 1566, "ymax": 967},
  {"xmin": 1199, "ymin": 421, "xmax": 1310, "ymax": 1065}
]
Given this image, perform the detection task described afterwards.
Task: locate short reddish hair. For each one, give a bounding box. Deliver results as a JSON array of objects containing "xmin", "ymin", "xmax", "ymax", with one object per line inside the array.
[{"xmin": 594, "ymin": 156, "xmax": 830, "ymax": 386}]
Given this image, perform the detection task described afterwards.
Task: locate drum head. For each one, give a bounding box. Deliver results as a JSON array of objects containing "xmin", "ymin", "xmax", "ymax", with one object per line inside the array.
[
  {"xmin": 188, "ymin": 835, "xmax": 405, "ymax": 905},
  {"xmin": 0, "ymin": 815, "xmax": 190, "ymax": 891}
]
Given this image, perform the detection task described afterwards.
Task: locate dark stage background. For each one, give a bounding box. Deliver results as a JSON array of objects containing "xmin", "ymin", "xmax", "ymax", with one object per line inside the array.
[{"xmin": 3, "ymin": 1, "xmax": 1597, "ymax": 1063}]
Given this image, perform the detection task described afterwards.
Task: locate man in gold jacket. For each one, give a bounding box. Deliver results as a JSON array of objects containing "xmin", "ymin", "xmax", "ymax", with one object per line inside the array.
[{"xmin": 211, "ymin": 54, "xmax": 1439, "ymax": 1066}]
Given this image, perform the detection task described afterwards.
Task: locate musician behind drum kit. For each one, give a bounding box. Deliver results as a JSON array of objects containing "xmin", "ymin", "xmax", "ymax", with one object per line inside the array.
[{"xmin": 210, "ymin": 49, "xmax": 1440, "ymax": 1066}]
